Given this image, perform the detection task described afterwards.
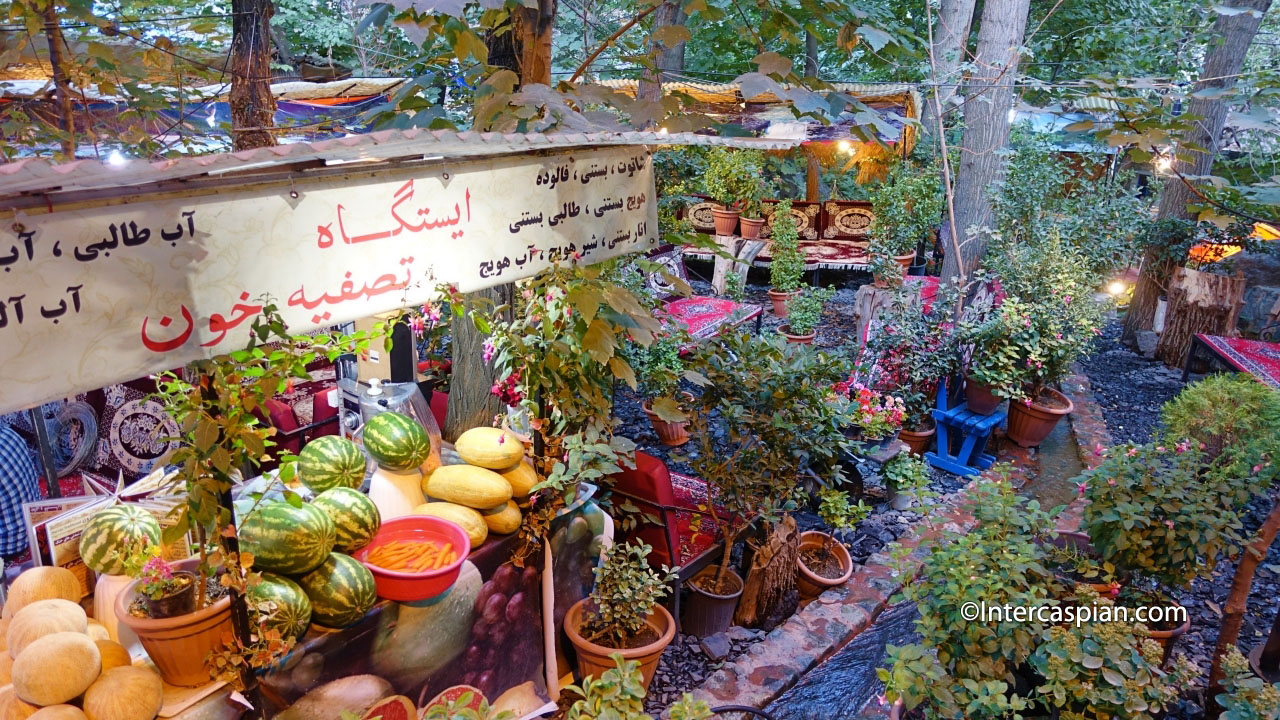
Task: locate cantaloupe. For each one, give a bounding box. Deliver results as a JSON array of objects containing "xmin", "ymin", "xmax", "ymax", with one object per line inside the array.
[
  {"xmin": 454, "ymin": 428, "xmax": 524, "ymax": 469},
  {"xmin": 12, "ymin": 632, "xmax": 101, "ymax": 706},
  {"xmin": 29, "ymin": 706, "xmax": 87, "ymax": 720},
  {"xmin": 499, "ymin": 462, "xmax": 538, "ymax": 499},
  {"xmin": 0, "ymin": 618, "xmax": 9, "ymax": 651},
  {"xmin": 0, "ymin": 651, "xmax": 13, "ymax": 684},
  {"xmin": 412, "ymin": 503, "xmax": 487, "ymax": 548},
  {"xmin": 85, "ymin": 620, "xmax": 109, "ymax": 642},
  {"xmin": 7, "ymin": 600, "xmax": 88, "ymax": 658},
  {"xmin": 481, "ymin": 501, "xmax": 522, "ymax": 535},
  {"xmin": 2, "ymin": 569, "xmax": 80, "ymax": 620},
  {"xmin": 94, "ymin": 640, "xmax": 131, "ymax": 672},
  {"xmin": 422, "ymin": 465, "xmax": 512, "ymax": 510},
  {"xmin": 82, "ymin": 667, "xmax": 162, "ymax": 720},
  {"xmin": 0, "ymin": 684, "xmax": 38, "ymax": 720}
]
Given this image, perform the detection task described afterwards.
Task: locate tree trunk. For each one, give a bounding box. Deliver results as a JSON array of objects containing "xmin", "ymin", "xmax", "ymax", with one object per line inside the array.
[
  {"xmin": 444, "ymin": 285, "xmax": 513, "ymax": 443},
  {"xmin": 734, "ymin": 515, "xmax": 799, "ymax": 630},
  {"xmin": 41, "ymin": 0, "xmax": 76, "ymax": 157},
  {"xmin": 1122, "ymin": 0, "xmax": 1272, "ymax": 344},
  {"xmin": 1154, "ymin": 267, "xmax": 1246, "ymax": 368},
  {"xmin": 711, "ymin": 236, "xmax": 766, "ymax": 294},
  {"xmin": 1207, "ymin": 493, "xmax": 1280, "ymax": 715},
  {"xmin": 229, "ymin": 0, "xmax": 277, "ymax": 150},
  {"xmin": 804, "ymin": 30, "xmax": 819, "ymax": 77},
  {"xmin": 516, "ymin": 0, "xmax": 557, "ymax": 85},
  {"xmin": 637, "ymin": 1, "xmax": 686, "ymax": 105},
  {"xmin": 920, "ymin": 0, "xmax": 977, "ymax": 140},
  {"xmin": 938, "ymin": 0, "xmax": 1030, "ymax": 282}
]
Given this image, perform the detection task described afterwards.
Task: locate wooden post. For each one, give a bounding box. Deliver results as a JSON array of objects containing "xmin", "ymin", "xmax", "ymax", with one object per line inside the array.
[
  {"xmin": 1154, "ymin": 267, "xmax": 1246, "ymax": 368},
  {"xmin": 229, "ymin": 0, "xmax": 277, "ymax": 150},
  {"xmin": 805, "ymin": 149, "xmax": 820, "ymax": 202},
  {"xmin": 41, "ymin": 1, "xmax": 76, "ymax": 157}
]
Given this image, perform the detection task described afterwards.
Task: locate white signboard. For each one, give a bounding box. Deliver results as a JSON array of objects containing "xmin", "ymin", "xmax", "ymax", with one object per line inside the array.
[{"xmin": 0, "ymin": 147, "xmax": 657, "ymax": 415}]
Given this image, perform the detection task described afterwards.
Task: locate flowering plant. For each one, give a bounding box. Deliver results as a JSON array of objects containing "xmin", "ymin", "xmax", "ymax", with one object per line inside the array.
[
  {"xmin": 137, "ymin": 553, "xmax": 183, "ymax": 600},
  {"xmin": 864, "ymin": 280, "xmax": 962, "ymax": 429},
  {"xmin": 407, "ymin": 289, "xmax": 455, "ymax": 386},
  {"xmin": 835, "ymin": 380, "xmax": 904, "ymax": 440}
]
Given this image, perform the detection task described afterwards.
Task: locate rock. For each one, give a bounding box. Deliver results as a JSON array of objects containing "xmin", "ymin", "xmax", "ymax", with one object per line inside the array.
[
  {"xmin": 1136, "ymin": 330, "xmax": 1159, "ymax": 358},
  {"xmin": 699, "ymin": 633, "xmax": 732, "ymax": 661},
  {"xmin": 726, "ymin": 626, "xmax": 762, "ymax": 643}
]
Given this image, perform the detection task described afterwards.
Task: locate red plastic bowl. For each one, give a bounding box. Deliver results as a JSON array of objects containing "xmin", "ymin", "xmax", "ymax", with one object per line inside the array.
[{"xmin": 354, "ymin": 516, "xmax": 471, "ymax": 602}]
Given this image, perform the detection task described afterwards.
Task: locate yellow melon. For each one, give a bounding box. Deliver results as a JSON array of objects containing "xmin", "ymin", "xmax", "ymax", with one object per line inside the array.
[
  {"xmin": 84, "ymin": 620, "xmax": 109, "ymax": 642},
  {"xmin": 2, "ymin": 569, "xmax": 80, "ymax": 620},
  {"xmin": 481, "ymin": 501, "xmax": 522, "ymax": 535},
  {"xmin": 7, "ymin": 600, "xmax": 88, "ymax": 658},
  {"xmin": 82, "ymin": 667, "xmax": 162, "ymax": 720},
  {"xmin": 0, "ymin": 651, "xmax": 12, "ymax": 684},
  {"xmin": 422, "ymin": 465, "xmax": 512, "ymax": 510},
  {"xmin": 29, "ymin": 706, "xmax": 87, "ymax": 720},
  {"xmin": 454, "ymin": 428, "xmax": 524, "ymax": 470},
  {"xmin": 12, "ymin": 632, "xmax": 101, "ymax": 706},
  {"xmin": 94, "ymin": 640, "xmax": 132, "ymax": 672},
  {"xmin": 499, "ymin": 462, "xmax": 538, "ymax": 499},
  {"xmin": 0, "ymin": 685, "xmax": 38, "ymax": 720},
  {"xmin": 412, "ymin": 503, "xmax": 488, "ymax": 548}
]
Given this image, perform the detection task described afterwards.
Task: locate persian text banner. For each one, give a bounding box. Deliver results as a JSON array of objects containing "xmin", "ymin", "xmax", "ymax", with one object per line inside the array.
[{"xmin": 0, "ymin": 147, "xmax": 657, "ymax": 414}]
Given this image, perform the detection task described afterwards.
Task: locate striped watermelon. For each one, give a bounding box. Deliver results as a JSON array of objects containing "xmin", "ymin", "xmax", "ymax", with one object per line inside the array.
[
  {"xmin": 295, "ymin": 552, "xmax": 377, "ymax": 628},
  {"xmin": 299, "ymin": 436, "xmax": 367, "ymax": 494},
  {"xmin": 79, "ymin": 504, "xmax": 162, "ymax": 575},
  {"xmin": 248, "ymin": 572, "xmax": 312, "ymax": 639},
  {"xmin": 239, "ymin": 502, "xmax": 336, "ymax": 575},
  {"xmin": 362, "ymin": 412, "xmax": 431, "ymax": 471},
  {"xmin": 311, "ymin": 488, "xmax": 381, "ymax": 553}
]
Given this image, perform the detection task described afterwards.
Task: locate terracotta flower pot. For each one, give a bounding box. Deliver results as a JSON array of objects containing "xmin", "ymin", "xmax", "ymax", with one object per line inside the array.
[
  {"xmin": 778, "ymin": 324, "xmax": 816, "ymax": 345},
  {"xmin": 682, "ymin": 566, "xmax": 743, "ymax": 638},
  {"xmin": 1006, "ymin": 387, "xmax": 1074, "ymax": 448},
  {"xmin": 890, "ymin": 698, "xmax": 905, "ymax": 719},
  {"xmin": 767, "ymin": 288, "xmax": 800, "ymax": 317},
  {"xmin": 564, "ymin": 598, "xmax": 675, "ymax": 691},
  {"xmin": 899, "ymin": 425, "xmax": 935, "ymax": 456},
  {"xmin": 964, "ymin": 375, "xmax": 1002, "ymax": 415},
  {"xmin": 1039, "ymin": 531, "xmax": 1118, "ymax": 597},
  {"xmin": 642, "ymin": 398, "xmax": 691, "ymax": 446},
  {"xmin": 739, "ymin": 216, "xmax": 765, "ymax": 240},
  {"xmin": 797, "ymin": 531, "xmax": 853, "ymax": 601},
  {"xmin": 893, "ymin": 251, "xmax": 916, "ymax": 272},
  {"xmin": 115, "ymin": 559, "xmax": 234, "ymax": 687},
  {"xmin": 1147, "ymin": 605, "xmax": 1190, "ymax": 669},
  {"xmin": 711, "ymin": 207, "xmax": 740, "ymax": 236}
]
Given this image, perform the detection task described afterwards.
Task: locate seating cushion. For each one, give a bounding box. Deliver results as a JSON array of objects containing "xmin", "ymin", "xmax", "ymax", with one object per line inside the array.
[
  {"xmin": 662, "ymin": 296, "xmax": 762, "ymax": 340},
  {"xmin": 264, "ymin": 398, "xmax": 302, "ymax": 455}
]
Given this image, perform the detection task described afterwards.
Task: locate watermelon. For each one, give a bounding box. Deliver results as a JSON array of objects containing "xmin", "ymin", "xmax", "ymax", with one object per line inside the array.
[
  {"xmin": 362, "ymin": 413, "xmax": 431, "ymax": 471},
  {"xmin": 248, "ymin": 572, "xmax": 312, "ymax": 639},
  {"xmin": 296, "ymin": 552, "xmax": 377, "ymax": 629},
  {"xmin": 78, "ymin": 504, "xmax": 162, "ymax": 575},
  {"xmin": 299, "ymin": 436, "xmax": 367, "ymax": 494},
  {"xmin": 360, "ymin": 695, "xmax": 416, "ymax": 720},
  {"xmin": 239, "ymin": 502, "xmax": 336, "ymax": 575},
  {"xmin": 311, "ymin": 487, "xmax": 381, "ymax": 553}
]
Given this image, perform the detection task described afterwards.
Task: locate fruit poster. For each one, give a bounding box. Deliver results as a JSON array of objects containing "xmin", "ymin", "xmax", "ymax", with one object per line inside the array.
[{"xmin": 258, "ymin": 500, "xmax": 612, "ymax": 720}]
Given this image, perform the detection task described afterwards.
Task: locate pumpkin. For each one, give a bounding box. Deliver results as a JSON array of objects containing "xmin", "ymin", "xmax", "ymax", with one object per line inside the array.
[
  {"xmin": 82, "ymin": 667, "xmax": 163, "ymax": 720},
  {"xmin": 0, "ymin": 651, "xmax": 12, "ymax": 684},
  {"xmin": 29, "ymin": 706, "xmax": 87, "ymax": 720},
  {"xmin": 7, "ymin": 600, "xmax": 88, "ymax": 658},
  {"xmin": 12, "ymin": 632, "xmax": 101, "ymax": 706},
  {"xmin": 0, "ymin": 685, "xmax": 38, "ymax": 720},
  {"xmin": 2, "ymin": 569, "xmax": 80, "ymax": 620},
  {"xmin": 95, "ymin": 640, "xmax": 132, "ymax": 672},
  {"xmin": 85, "ymin": 620, "xmax": 109, "ymax": 642}
]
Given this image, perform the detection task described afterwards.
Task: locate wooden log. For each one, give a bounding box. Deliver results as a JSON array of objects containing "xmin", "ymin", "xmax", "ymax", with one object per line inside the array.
[
  {"xmin": 851, "ymin": 284, "xmax": 892, "ymax": 348},
  {"xmin": 1154, "ymin": 268, "xmax": 1246, "ymax": 368},
  {"xmin": 711, "ymin": 236, "xmax": 766, "ymax": 295},
  {"xmin": 734, "ymin": 514, "xmax": 799, "ymax": 630}
]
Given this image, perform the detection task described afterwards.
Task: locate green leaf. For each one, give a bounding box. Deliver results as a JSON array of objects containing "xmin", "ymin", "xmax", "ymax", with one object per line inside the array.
[
  {"xmin": 568, "ymin": 286, "xmax": 604, "ymax": 324},
  {"xmin": 283, "ymin": 490, "xmax": 304, "ymax": 508},
  {"xmin": 609, "ymin": 357, "xmax": 637, "ymax": 389},
  {"xmin": 857, "ymin": 25, "xmax": 895, "ymax": 52},
  {"xmin": 652, "ymin": 25, "xmax": 691, "ymax": 48},
  {"xmin": 1101, "ymin": 667, "xmax": 1125, "ymax": 686},
  {"xmin": 162, "ymin": 509, "xmax": 189, "ymax": 545},
  {"xmin": 1063, "ymin": 120, "xmax": 1094, "ymax": 133}
]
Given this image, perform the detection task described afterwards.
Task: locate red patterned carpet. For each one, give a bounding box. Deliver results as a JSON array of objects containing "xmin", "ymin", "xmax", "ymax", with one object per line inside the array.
[{"xmin": 1197, "ymin": 334, "xmax": 1280, "ymax": 389}]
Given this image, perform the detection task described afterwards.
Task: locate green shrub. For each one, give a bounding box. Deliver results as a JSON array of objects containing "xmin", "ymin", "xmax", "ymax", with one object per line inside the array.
[
  {"xmin": 784, "ymin": 286, "xmax": 832, "ymax": 334},
  {"xmin": 703, "ymin": 147, "xmax": 765, "ymax": 212},
  {"xmin": 1161, "ymin": 374, "xmax": 1280, "ymax": 460},
  {"xmin": 769, "ymin": 199, "xmax": 805, "ymax": 292},
  {"xmin": 869, "ymin": 157, "xmax": 945, "ymax": 257},
  {"xmin": 581, "ymin": 541, "xmax": 676, "ymax": 649},
  {"xmin": 1217, "ymin": 646, "xmax": 1280, "ymax": 720}
]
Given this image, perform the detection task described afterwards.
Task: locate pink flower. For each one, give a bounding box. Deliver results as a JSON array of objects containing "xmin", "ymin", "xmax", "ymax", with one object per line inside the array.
[
  {"xmin": 1077, "ymin": 481, "xmax": 1088, "ymax": 496},
  {"xmin": 1093, "ymin": 444, "xmax": 1106, "ymax": 457},
  {"xmin": 1055, "ymin": 333, "xmax": 1062, "ymax": 340},
  {"xmin": 1064, "ymin": 295, "xmax": 1072, "ymax": 304},
  {"xmin": 1165, "ymin": 520, "xmax": 1174, "ymax": 529},
  {"xmin": 1175, "ymin": 441, "xmax": 1189, "ymax": 453},
  {"xmin": 482, "ymin": 339, "xmax": 496, "ymax": 364},
  {"xmin": 1024, "ymin": 398, "xmax": 1033, "ymax": 406},
  {"xmin": 1126, "ymin": 447, "xmax": 1138, "ymax": 457},
  {"xmin": 1156, "ymin": 445, "xmax": 1166, "ymax": 453},
  {"xmin": 1107, "ymin": 478, "xmax": 1116, "ymax": 486}
]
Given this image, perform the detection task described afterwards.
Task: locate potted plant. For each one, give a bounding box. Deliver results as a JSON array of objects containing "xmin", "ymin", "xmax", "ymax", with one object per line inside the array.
[
  {"xmin": 1078, "ymin": 441, "xmax": 1270, "ymax": 666},
  {"xmin": 703, "ymin": 148, "xmax": 764, "ymax": 236},
  {"xmin": 779, "ymin": 285, "xmax": 832, "ymax": 344},
  {"xmin": 797, "ymin": 489, "xmax": 867, "ymax": 601},
  {"xmin": 767, "ymin": 199, "xmax": 805, "ymax": 317},
  {"xmin": 1037, "ymin": 531, "xmax": 1118, "ymax": 598},
  {"xmin": 738, "ymin": 180, "xmax": 770, "ymax": 240},
  {"xmin": 1160, "ymin": 373, "xmax": 1280, "ymax": 462},
  {"xmin": 833, "ymin": 379, "xmax": 905, "ymax": 451},
  {"xmin": 869, "ymin": 158, "xmax": 944, "ymax": 272},
  {"xmin": 564, "ymin": 541, "xmax": 677, "ymax": 691},
  {"xmin": 624, "ymin": 331, "xmax": 692, "ymax": 446},
  {"xmin": 882, "ymin": 453, "xmax": 929, "ymax": 512},
  {"xmin": 563, "ymin": 654, "xmax": 713, "ymax": 720},
  {"xmin": 130, "ymin": 545, "xmax": 198, "ymax": 618},
  {"xmin": 868, "ymin": 252, "xmax": 904, "ymax": 290},
  {"xmin": 1215, "ymin": 646, "xmax": 1280, "ymax": 717}
]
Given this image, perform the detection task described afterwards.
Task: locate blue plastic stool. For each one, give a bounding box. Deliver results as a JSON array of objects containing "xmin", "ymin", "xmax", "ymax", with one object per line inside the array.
[{"xmin": 925, "ymin": 377, "xmax": 1006, "ymax": 476}]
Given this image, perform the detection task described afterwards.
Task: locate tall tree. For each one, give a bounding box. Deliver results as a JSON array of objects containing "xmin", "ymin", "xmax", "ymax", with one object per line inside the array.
[
  {"xmin": 919, "ymin": 0, "xmax": 976, "ymax": 140},
  {"xmin": 637, "ymin": 1, "xmax": 687, "ymax": 105},
  {"xmin": 1121, "ymin": 0, "xmax": 1274, "ymax": 345},
  {"xmin": 939, "ymin": 0, "xmax": 1031, "ymax": 282},
  {"xmin": 230, "ymin": 0, "xmax": 278, "ymax": 150},
  {"xmin": 516, "ymin": 0, "xmax": 558, "ymax": 84}
]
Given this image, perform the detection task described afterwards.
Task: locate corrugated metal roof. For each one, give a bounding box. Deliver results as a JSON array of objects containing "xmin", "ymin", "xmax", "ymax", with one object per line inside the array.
[
  {"xmin": 595, "ymin": 78, "xmax": 919, "ymax": 107},
  {"xmin": 0, "ymin": 128, "xmax": 800, "ymax": 199}
]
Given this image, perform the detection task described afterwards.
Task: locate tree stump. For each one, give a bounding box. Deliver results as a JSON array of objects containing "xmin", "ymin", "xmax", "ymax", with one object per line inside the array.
[
  {"xmin": 852, "ymin": 284, "xmax": 893, "ymax": 347},
  {"xmin": 711, "ymin": 236, "xmax": 766, "ymax": 295},
  {"xmin": 734, "ymin": 514, "xmax": 799, "ymax": 630},
  {"xmin": 1154, "ymin": 268, "xmax": 1246, "ymax": 369}
]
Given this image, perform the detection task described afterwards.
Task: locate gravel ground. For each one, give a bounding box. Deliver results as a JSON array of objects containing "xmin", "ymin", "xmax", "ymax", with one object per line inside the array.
[{"xmin": 1077, "ymin": 316, "xmax": 1279, "ymax": 718}]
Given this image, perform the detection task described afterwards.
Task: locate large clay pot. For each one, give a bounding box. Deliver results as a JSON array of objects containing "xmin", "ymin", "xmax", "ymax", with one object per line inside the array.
[
  {"xmin": 116, "ymin": 558, "xmax": 234, "ymax": 687},
  {"xmin": 797, "ymin": 531, "xmax": 853, "ymax": 601},
  {"xmin": 893, "ymin": 251, "xmax": 916, "ymax": 272},
  {"xmin": 778, "ymin": 324, "xmax": 816, "ymax": 345},
  {"xmin": 711, "ymin": 207, "xmax": 740, "ymax": 236},
  {"xmin": 1006, "ymin": 387, "xmax": 1074, "ymax": 448},
  {"xmin": 1146, "ymin": 602, "xmax": 1190, "ymax": 668},
  {"xmin": 964, "ymin": 375, "xmax": 1002, "ymax": 415},
  {"xmin": 899, "ymin": 425, "xmax": 935, "ymax": 456},
  {"xmin": 767, "ymin": 288, "xmax": 800, "ymax": 318},
  {"xmin": 739, "ymin": 216, "xmax": 766, "ymax": 240},
  {"xmin": 564, "ymin": 598, "xmax": 675, "ymax": 691},
  {"xmin": 642, "ymin": 398, "xmax": 691, "ymax": 446},
  {"xmin": 682, "ymin": 567, "xmax": 743, "ymax": 638}
]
